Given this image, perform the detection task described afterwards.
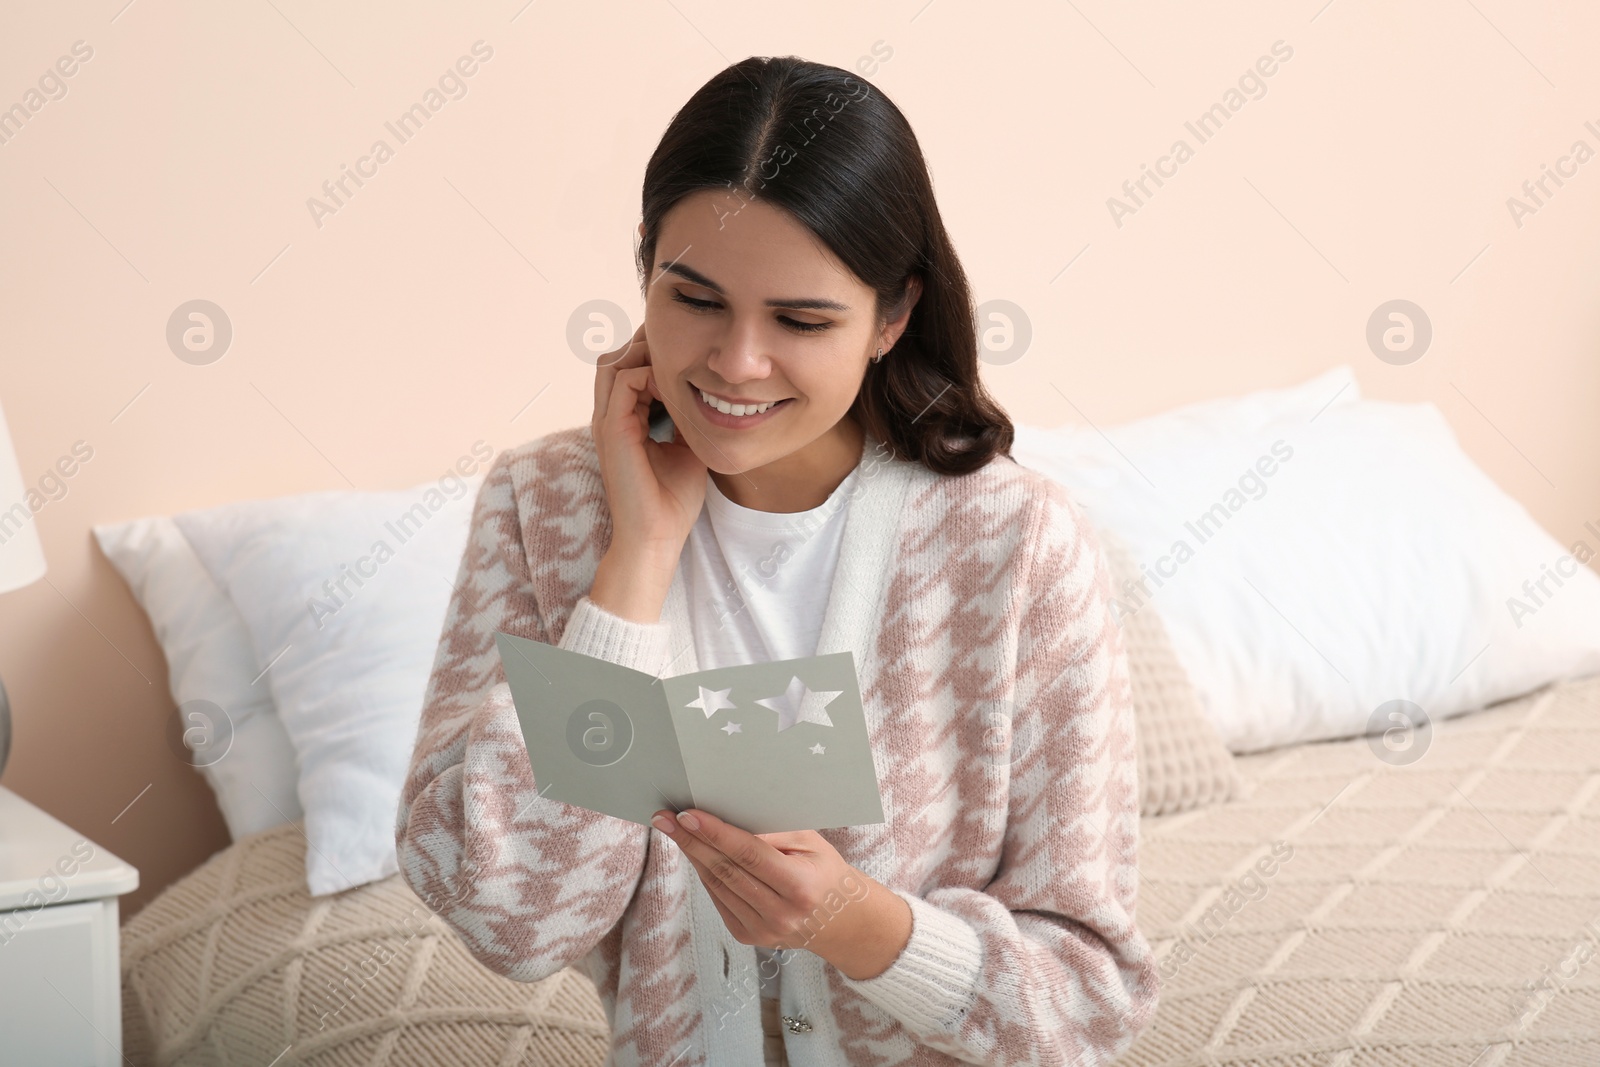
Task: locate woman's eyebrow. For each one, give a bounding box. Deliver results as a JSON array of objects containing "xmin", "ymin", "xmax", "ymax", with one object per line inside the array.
[{"xmin": 657, "ymin": 260, "xmax": 851, "ymax": 312}]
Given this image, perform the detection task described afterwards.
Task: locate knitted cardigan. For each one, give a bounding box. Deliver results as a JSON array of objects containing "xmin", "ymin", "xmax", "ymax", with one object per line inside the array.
[{"xmin": 394, "ymin": 424, "xmax": 1159, "ymax": 1066}]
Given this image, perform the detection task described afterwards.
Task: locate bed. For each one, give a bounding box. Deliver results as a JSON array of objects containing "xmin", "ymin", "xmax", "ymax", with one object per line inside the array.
[
  {"xmin": 101, "ymin": 370, "xmax": 1600, "ymax": 1065},
  {"xmin": 119, "ymin": 670, "xmax": 1600, "ymax": 1066}
]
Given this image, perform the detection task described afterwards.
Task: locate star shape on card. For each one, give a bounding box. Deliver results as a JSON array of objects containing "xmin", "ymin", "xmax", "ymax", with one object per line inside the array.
[
  {"xmin": 810, "ymin": 742, "xmax": 825, "ymax": 754},
  {"xmin": 755, "ymin": 676, "xmax": 841, "ymax": 732},
  {"xmin": 686, "ymin": 686, "xmax": 736, "ymax": 718},
  {"xmin": 720, "ymin": 721, "xmax": 742, "ymax": 735}
]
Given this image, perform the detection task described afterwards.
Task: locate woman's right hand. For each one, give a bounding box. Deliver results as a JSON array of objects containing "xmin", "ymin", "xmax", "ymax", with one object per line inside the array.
[{"xmin": 588, "ymin": 322, "xmax": 707, "ymax": 623}]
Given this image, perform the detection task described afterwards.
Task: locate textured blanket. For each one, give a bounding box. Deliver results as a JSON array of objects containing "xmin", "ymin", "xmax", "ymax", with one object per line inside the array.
[
  {"xmin": 1124, "ymin": 671, "xmax": 1600, "ymax": 1066},
  {"xmin": 121, "ymin": 671, "xmax": 1600, "ymax": 1065}
]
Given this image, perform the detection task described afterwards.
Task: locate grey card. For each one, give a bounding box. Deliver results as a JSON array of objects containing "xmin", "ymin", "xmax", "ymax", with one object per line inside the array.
[
  {"xmin": 494, "ymin": 632, "xmax": 885, "ymax": 834},
  {"xmin": 658, "ymin": 652, "xmax": 885, "ymax": 833},
  {"xmin": 494, "ymin": 631, "xmax": 695, "ymax": 824}
]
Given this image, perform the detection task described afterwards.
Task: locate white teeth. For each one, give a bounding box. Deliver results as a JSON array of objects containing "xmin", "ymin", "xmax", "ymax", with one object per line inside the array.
[{"xmin": 699, "ymin": 389, "xmax": 777, "ymax": 417}]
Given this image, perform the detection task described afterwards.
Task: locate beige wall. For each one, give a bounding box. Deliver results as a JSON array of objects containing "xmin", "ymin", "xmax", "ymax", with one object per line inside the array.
[{"xmin": 1, "ymin": 1, "xmax": 1596, "ymax": 916}]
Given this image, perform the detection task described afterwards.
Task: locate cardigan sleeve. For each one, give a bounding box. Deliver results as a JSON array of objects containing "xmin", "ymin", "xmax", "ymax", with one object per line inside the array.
[
  {"xmin": 394, "ymin": 448, "xmax": 672, "ymax": 984},
  {"xmin": 838, "ymin": 478, "xmax": 1160, "ymax": 1065}
]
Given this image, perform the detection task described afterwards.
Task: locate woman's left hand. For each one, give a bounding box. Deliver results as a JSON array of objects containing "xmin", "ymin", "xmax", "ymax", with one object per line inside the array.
[{"xmin": 650, "ymin": 807, "xmax": 905, "ymax": 969}]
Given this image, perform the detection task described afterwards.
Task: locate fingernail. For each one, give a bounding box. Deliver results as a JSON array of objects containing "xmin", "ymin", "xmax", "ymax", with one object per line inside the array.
[
  {"xmin": 677, "ymin": 810, "xmax": 700, "ymax": 832},
  {"xmin": 651, "ymin": 814, "xmax": 676, "ymax": 834}
]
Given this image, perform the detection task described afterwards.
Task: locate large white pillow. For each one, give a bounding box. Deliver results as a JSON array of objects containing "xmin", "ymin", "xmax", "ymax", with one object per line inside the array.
[
  {"xmin": 175, "ymin": 474, "xmax": 481, "ymax": 895},
  {"xmin": 1013, "ymin": 366, "xmax": 1600, "ymax": 752},
  {"xmin": 93, "ymin": 517, "xmax": 303, "ymax": 840}
]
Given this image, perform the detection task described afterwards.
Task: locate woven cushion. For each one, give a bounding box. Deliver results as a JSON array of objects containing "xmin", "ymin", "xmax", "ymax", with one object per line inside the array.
[
  {"xmin": 120, "ymin": 823, "xmax": 610, "ymax": 1066},
  {"xmin": 1095, "ymin": 525, "xmax": 1242, "ymax": 816}
]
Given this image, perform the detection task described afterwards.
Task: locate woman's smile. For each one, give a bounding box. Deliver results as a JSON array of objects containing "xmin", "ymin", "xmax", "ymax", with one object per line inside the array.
[{"xmin": 690, "ymin": 383, "xmax": 796, "ymax": 429}]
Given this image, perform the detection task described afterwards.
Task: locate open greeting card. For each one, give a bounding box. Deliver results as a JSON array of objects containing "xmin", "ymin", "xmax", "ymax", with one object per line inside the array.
[{"xmin": 494, "ymin": 631, "xmax": 887, "ymax": 834}]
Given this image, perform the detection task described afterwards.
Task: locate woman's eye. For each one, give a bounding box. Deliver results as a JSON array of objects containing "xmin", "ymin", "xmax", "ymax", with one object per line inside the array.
[
  {"xmin": 779, "ymin": 316, "xmax": 831, "ymax": 334},
  {"xmin": 670, "ymin": 290, "xmax": 831, "ymax": 334},
  {"xmin": 671, "ymin": 290, "xmax": 719, "ymax": 312}
]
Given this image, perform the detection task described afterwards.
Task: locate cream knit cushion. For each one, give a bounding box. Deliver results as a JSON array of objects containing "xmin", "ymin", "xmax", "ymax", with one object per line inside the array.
[
  {"xmin": 1094, "ymin": 525, "xmax": 1243, "ymax": 816},
  {"xmin": 120, "ymin": 824, "xmax": 610, "ymax": 1066}
]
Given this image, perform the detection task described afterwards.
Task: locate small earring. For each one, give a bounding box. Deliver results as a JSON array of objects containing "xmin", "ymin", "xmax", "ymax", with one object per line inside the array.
[{"xmin": 873, "ymin": 347, "xmax": 885, "ymax": 363}]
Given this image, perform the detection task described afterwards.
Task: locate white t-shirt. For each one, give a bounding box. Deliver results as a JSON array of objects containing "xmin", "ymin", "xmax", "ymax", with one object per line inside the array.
[{"xmin": 679, "ymin": 460, "xmax": 861, "ymax": 1000}]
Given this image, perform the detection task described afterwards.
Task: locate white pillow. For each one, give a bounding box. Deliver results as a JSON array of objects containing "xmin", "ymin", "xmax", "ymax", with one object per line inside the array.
[
  {"xmin": 175, "ymin": 475, "xmax": 480, "ymax": 896},
  {"xmin": 93, "ymin": 518, "xmax": 303, "ymax": 839},
  {"xmin": 1013, "ymin": 367, "xmax": 1600, "ymax": 752}
]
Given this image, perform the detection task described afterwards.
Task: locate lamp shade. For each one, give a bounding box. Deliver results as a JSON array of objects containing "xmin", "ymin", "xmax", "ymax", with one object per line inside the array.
[{"xmin": 0, "ymin": 396, "xmax": 47, "ymax": 594}]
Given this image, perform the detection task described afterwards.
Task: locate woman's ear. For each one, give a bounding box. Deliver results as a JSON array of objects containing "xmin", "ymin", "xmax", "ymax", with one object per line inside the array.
[
  {"xmin": 638, "ymin": 221, "xmax": 646, "ymax": 240},
  {"xmin": 880, "ymin": 274, "xmax": 923, "ymax": 353}
]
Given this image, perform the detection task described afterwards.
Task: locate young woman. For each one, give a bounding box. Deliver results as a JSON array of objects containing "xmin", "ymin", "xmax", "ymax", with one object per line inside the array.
[{"xmin": 396, "ymin": 56, "xmax": 1157, "ymax": 1066}]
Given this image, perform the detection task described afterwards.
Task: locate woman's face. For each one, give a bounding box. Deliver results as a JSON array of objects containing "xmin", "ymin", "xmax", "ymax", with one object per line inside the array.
[{"xmin": 641, "ymin": 188, "xmax": 910, "ymax": 480}]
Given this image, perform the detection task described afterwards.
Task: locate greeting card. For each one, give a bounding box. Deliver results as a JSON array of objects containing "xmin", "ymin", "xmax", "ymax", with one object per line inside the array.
[{"xmin": 494, "ymin": 631, "xmax": 886, "ymax": 833}]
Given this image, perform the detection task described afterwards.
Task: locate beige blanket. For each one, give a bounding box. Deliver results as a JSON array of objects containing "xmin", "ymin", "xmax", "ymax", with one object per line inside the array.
[{"xmin": 122, "ymin": 673, "xmax": 1600, "ymax": 1066}]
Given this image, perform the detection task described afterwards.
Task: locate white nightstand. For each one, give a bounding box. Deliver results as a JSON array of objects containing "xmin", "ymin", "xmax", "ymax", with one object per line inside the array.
[{"xmin": 0, "ymin": 785, "xmax": 139, "ymax": 1066}]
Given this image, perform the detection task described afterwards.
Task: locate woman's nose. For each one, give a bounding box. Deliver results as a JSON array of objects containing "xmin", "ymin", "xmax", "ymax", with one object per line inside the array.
[{"xmin": 706, "ymin": 320, "xmax": 772, "ymax": 382}]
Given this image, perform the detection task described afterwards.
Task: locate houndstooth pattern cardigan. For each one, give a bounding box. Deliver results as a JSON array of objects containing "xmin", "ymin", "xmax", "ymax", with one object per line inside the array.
[{"xmin": 394, "ymin": 424, "xmax": 1159, "ymax": 1066}]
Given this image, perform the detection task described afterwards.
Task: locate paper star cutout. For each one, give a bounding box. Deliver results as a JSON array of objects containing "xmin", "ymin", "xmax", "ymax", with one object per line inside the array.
[
  {"xmin": 720, "ymin": 721, "xmax": 742, "ymax": 735},
  {"xmin": 686, "ymin": 686, "xmax": 736, "ymax": 718},
  {"xmin": 755, "ymin": 676, "xmax": 841, "ymax": 732},
  {"xmin": 810, "ymin": 743, "xmax": 825, "ymax": 754}
]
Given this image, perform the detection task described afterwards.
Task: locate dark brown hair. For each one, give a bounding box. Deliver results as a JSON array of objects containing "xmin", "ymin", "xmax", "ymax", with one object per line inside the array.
[{"xmin": 635, "ymin": 55, "xmax": 1013, "ymax": 476}]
